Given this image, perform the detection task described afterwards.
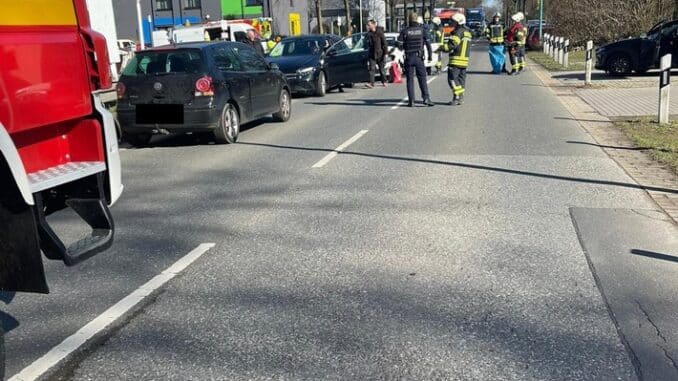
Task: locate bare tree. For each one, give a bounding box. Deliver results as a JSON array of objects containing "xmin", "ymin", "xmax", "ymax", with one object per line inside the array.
[
  {"xmin": 316, "ymin": 0, "xmax": 324, "ymax": 34},
  {"xmin": 546, "ymin": 0, "xmax": 674, "ymax": 45},
  {"xmin": 344, "ymin": 0, "xmax": 352, "ymax": 35}
]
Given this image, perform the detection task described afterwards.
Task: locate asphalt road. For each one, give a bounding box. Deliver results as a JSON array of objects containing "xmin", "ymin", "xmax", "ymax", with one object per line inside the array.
[{"xmin": 2, "ymin": 45, "xmax": 677, "ymax": 380}]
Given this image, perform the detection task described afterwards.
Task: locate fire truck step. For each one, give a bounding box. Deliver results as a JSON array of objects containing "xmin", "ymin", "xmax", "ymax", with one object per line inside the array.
[
  {"xmin": 35, "ymin": 197, "xmax": 114, "ymax": 266},
  {"xmin": 28, "ymin": 161, "xmax": 106, "ymax": 193}
]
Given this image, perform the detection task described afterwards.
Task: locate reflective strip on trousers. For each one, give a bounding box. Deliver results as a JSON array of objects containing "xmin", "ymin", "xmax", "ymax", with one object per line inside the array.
[
  {"xmin": 450, "ymin": 58, "xmax": 468, "ymax": 67},
  {"xmin": 453, "ymin": 86, "xmax": 464, "ymax": 95}
]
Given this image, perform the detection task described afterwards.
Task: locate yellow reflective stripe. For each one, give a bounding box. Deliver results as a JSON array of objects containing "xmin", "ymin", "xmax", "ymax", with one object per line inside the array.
[
  {"xmin": 460, "ymin": 40, "xmax": 468, "ymax": 59},
  {"xmin": 0, "ymin": 0, "xmax": 77, "ymax": 26},
  {"xmin": 451, "ymin": 35, "xmax": 461, "ymax": 45}
]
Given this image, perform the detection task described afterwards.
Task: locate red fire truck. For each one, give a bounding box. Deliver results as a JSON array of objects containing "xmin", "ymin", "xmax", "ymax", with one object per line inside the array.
[
  {"xmin": 437, "ymin": 8, "xmax": 466, "ymax": 36},
  {"xmin": 0, "ymin": 0, "xmax": 122, "ymax": 295}
]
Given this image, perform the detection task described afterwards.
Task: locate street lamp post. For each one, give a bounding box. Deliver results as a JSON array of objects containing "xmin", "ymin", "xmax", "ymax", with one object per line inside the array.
[
  {"xmin": 136, "ymin": 0, "xmax": 145, "ymax": 49},
  {"xmin": 359, "ymin": 0, "xmax": 363, "ymax": 33}
]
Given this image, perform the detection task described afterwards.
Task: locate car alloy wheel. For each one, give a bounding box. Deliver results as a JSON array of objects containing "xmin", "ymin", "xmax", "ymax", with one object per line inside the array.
[
  {"xmin": 273, "ymin": 89, "xmax": 291, "ymax": 122},
  {"xmin": 315, "ymin": 72, "xmax": 326, "ymax": 97},
  {"xmin": 608, "ymin": 54, "xmax": 631, "ymax": 75},
  {"xmin": 215, "ymin": 103, "xmax": 239, "ymax": 144}
]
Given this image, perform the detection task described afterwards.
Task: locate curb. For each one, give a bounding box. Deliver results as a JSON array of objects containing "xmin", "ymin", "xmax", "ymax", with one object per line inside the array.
[{"xmin": 528, "ymin": 60, "xmax": 678, "ymax": 224}]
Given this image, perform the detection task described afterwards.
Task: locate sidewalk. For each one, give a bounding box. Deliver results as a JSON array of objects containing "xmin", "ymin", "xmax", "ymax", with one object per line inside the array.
[{"xmin": 529, "ymin": 63, "xmax": 678, "ymax": 223}]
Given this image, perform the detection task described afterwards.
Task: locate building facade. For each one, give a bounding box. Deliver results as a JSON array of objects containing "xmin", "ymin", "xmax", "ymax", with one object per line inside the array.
[
  {"xmin": 266, "ymin": 0, "xmax": 309, "ymax": 36},
  {"xmin": 221, "ymin": 0, "xmax": 262, "ymax": 18},
  {"xmin": 113, "ymin": 0, "xmax": 308, "ymax": 45},
  {"xmin": 114, "ymin": 0, "xmax": 222, "ymax": 44}
]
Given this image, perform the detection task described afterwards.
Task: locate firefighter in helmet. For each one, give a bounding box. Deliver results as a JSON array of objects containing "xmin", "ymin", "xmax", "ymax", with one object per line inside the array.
[
  {"xmin": 485, "ymin": 13, "xmax": 505, "ymax": 74},
  {"xmin": 507, "ymin": 12, "xmax": 527, "ymax": 75},
  {"xmin": 442, "ymin": 13, "xmax": 471, "ymax": 105}
]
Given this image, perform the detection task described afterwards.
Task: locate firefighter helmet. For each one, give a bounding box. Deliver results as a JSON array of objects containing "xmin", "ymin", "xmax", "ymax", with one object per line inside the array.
[
  {"xmin": 452, "ymin": 13, "xmax": 466, "ymax": 25},
  {"xmin": 493, "ymin": 13, "xmax": 501, "ymax": 19},
  {"xmin": 432, "ymin": 17, "xmax": 441, "ymax": 25},
  {"xmin": 511, "ymin": 12, "xmax": 524, "ymax": 22}
]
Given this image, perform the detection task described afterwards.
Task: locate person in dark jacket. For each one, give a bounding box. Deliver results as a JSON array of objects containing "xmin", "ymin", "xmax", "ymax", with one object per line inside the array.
[
  {"xmin": 366, "ymin": 20, "xmax": 388, "ymax": 88},
  {"xmin": 245, "ymin": 29, "xmax": 265, "ymax": 56},
  {"xmin": 398, "ymin": 12, "xmax": 434, "ymax": 107}
]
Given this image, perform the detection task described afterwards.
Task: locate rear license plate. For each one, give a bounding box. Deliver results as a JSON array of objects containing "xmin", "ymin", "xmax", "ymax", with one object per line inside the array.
[{"xmin": 135, "ymin": 104, "xmax": 184, "ymax": 124}]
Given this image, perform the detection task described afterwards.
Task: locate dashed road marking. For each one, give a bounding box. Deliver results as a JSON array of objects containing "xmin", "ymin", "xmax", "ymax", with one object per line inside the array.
[
  {"xmin": 312, "ymin": 130, "xmax": 369, "ymax": 168},
  {"xmin": 8, "ymin": 243, "xmax": 216, "ymax": 381}
]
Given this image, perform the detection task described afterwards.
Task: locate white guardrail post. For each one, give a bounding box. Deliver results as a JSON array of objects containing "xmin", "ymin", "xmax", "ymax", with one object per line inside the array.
[
  {"xmin": 544, "ymin": 33, "xmax": 549, "ymax": 54},
  {"xmin": 659, "ymin": 53, "xmax": 672, "ymax": 124},
  {"xmin": 585, "ymin": 40, "xmax": 593, "ymax": 85},
  {"xmin": 558, "ymin": 37, "xmax": 564, "ymax": 65},
  {"xmin": 563, "ymin": 39, "xmax": 570, "ymax": 68},
  {"xmin": 550, "ymin": 35, "xmax": 555, "ymax": 58}
]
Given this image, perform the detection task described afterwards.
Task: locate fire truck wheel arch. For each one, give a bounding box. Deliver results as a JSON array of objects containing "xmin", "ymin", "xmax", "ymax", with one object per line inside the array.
[{"xmin": 0, "ymin": 122, "xmax": 34, "ymax": 206}]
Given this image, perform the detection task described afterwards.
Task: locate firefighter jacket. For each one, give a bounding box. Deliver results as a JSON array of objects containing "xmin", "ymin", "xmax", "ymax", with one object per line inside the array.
[
  {"xmin": 507, "ymin": 22, "xmax": 527, "ymax": 46},
  {"xmin": 485, "ymin": 22, "xmax": 504, "ymax": 45},
  {"xmin": 444, "ymin": 25, "xmax": 472, "ymax": 68}
]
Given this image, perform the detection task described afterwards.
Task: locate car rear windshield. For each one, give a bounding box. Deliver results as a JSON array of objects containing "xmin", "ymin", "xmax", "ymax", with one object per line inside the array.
[{"xmin": 122, "ymin": 49, "xmax": 204, "ymax": 76}]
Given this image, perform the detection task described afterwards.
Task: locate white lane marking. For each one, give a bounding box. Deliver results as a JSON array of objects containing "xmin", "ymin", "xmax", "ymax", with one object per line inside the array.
[
  {"xmin": 312, "ymin": 130, "xmax": 369, "ymax": 168},
  {"xmin": 427, "ymin": 76, "xmax": 436, "ymax": 84},
  {"xmin": 9, "ymin": 243, "xmax": 216, "ymax": 381},
  {"xmin": 391, "ymin": 96, "xmax": 409, "ymax": 110}
]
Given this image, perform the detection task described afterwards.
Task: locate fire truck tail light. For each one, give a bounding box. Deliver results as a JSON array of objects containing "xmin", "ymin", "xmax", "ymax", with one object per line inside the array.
[{"xmin": 195, "ymin": 76, "xmax": 214, "ymax": 96}]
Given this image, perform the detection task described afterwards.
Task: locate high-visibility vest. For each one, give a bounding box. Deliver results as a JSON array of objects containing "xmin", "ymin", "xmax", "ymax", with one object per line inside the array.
[
  {"xmin": 485, "ymin": 23, "xmax": 504, "ymax": 44},
  {"xmin": 515, "ymin": 26, "xmax": 527, "ymax": 46},
  {"xmin": 435, "ymin": 29, "xmax": 444, "ymax": 45},
  {"xmin": 446, "ymin": 27, "xmax": 472, "ymax": 68}
]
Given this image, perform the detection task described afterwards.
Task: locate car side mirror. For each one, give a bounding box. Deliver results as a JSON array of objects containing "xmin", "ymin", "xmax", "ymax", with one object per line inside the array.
[
  {"xmin": 326, "ymin": 49, "xmax": 337, "ymax": 57},
  {"xmin": 268, "ymin": 62, "xmax": 279, "ymax": 71}
]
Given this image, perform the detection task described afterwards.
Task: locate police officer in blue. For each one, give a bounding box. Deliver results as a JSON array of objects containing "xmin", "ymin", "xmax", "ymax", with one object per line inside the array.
[{"xmin": 398, "ymin": 12, "xmax": 434, "ymax": 107}]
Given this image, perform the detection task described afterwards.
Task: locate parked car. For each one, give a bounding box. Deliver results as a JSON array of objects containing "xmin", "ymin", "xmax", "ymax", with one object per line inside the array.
[
  {"xmin": 265, "ymin": 34, "xmax": 372, "ymax": 96},
  {"xmin": 116, "ymin": 41, "xmax": 291, "ymax": 146},
  {"xmin": 526, "ymin": 25, "xmax": 553, "ymax": 50},
  {"xmin": 384, "ymin": 31, "xmax": 440, "ymax": 74},
  {"xmin": 596, "ymin": 19, "xmax": 678, "ymax": 75},
  {"xmin": 384, "ymin": 32, "xmax": 405, "ymax": 73}
]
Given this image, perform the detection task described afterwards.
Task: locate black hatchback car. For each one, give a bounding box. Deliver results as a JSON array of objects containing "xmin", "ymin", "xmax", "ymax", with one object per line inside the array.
[
  {"xmin": 117, "ymin": 41, "xmax": 291, "ymax": 146},
  {"xmin": 265, "ymin": 34, "xmax": 370, "ymax": 96},
  {"xmin": 596, "ymin": 20, "xmax": 678, "ymax": 75}
]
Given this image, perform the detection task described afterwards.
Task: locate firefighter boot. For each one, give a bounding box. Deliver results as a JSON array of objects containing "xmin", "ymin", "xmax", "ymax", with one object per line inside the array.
[
  {"xmin": 447, "ymin": 94, "xmax": 457, "ymax": 106},
  {"xmin": 455, "ymin": 94, "xmax": 464, "ymax": 106},
  {"xmin": 424, "ymin": 98, "xmax": 435, "ymax": 107}
]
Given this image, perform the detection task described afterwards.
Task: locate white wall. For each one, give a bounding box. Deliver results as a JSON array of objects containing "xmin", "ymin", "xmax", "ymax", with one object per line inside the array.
[{"xmin": 86, "ymin": 0, "xmax": 121, "ymax": 80}]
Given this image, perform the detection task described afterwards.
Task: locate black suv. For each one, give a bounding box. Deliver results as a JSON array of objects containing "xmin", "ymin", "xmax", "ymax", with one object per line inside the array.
[
  {"xmin": 596, "ymin": 20, "xmax": 678, "ymax": 75},
  {"xmin": 117, "ymin": 41, "xmax": 291, "ymax": 146}
]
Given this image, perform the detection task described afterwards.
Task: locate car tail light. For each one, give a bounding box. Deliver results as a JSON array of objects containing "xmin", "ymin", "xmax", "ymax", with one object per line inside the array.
[
  {"xmin": 195, "ymin": 76, "xmax": 214, "ymax": 97},
  {"xmin": 116, "ymin": 82, "xmax": 126, "ymax": 99}
]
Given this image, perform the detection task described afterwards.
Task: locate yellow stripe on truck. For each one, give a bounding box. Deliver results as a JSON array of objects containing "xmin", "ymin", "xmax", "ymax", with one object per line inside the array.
[{"xmin": 0, "ymin": 0, "xmax": 77, "ymax": 26}]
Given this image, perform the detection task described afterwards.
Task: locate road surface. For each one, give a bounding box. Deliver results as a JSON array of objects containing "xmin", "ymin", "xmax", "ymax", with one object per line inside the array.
[{"xmin": 2, "ymin": 45, "xmax": 677, "ymax": 381}]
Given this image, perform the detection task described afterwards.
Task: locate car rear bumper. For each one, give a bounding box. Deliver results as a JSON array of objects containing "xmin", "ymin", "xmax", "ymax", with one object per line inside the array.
[{"xmin": 117, "ymin": 103, "xmax": 223, "ymax": 133}]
